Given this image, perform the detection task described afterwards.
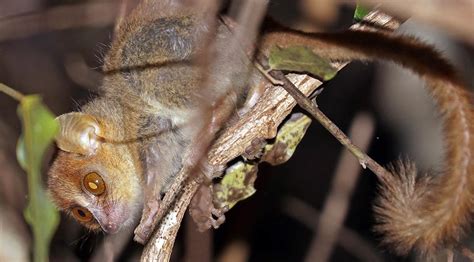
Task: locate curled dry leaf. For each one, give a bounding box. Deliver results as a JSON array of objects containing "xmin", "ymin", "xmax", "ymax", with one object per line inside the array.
[
  {"xmin": 207, "ymin": 112, "xmax": 312, "ymax": 224},
  {"xmin": 214, "ymin": 162, "xmax": 258, "ymax": 211},
  {"xmin": 262, "ymin": 113, "xmax": 312, "ymax": 165}
]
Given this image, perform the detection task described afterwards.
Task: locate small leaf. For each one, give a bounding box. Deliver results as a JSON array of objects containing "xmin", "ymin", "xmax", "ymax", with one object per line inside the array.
[
  {"xmin": 262, "ymin": 113, "xmax": 312, "ymax": 165},
  {"xmin": 354, "ymin": 3, "xmax": 370, "ymax": 21},
  {"xmin": 17, "ymin": 95, "xmax": 59, "ymax": 262},
  {"xmin": 269, "ymin": 46, "xmax": 337, "ymax": 81},
  {"xmin": 214, "ymin": 162, "xmax": 257, "ymax": 209}
]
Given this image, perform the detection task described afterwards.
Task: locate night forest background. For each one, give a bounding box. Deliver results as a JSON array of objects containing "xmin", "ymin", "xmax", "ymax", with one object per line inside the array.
[{"xmin": 0, "ymin": 0, "xmax": 473, "ymax": 261}]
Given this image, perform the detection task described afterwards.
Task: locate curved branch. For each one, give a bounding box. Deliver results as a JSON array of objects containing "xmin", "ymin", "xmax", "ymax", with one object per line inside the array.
[{"xmin": 141, "ymin": 10, "xmax": 399, "ymax": 261}]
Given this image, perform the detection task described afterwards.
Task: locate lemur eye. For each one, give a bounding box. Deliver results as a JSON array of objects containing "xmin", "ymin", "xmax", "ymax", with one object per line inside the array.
[
  {"xmin": 83, "ymin": 172, "xmax": 106, "ymax": 195},
  {"xmin": 71, "ymin": 207, "xmax": 93, "ymax": 222}
]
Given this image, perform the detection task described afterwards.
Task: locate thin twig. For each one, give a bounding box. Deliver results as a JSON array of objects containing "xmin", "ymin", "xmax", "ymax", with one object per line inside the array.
[
  {"xmin": 262, "ymin": 69, "xmax": 391, "ymax": 180},
  {"xmin": 0, "ymin": 83, "xmax": 24, "ymax": 101},
  {"xmin": 252, "ymin": 9, "xmax": 400, "ymax": 180}
]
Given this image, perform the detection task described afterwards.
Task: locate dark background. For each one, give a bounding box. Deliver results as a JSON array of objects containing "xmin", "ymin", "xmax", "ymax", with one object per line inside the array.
[{"xmin": 0, "ymin": 0, "xmax": 472, "ymax": 261}]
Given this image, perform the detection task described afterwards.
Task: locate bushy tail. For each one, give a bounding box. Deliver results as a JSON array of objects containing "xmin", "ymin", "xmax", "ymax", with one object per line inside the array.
[{"xmin": 260, "ymin": 27, "xmax": 474, "ymax": 255}]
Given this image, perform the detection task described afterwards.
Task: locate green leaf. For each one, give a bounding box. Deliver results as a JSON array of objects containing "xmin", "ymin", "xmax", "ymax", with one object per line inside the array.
[
  {"xmin": 354, "ymin": 3, "xmax": 370, "ymax": 21},
  {"xmin": 269, "ymin": 45, "xmax": 337, "ymax": 81},
  {"xmin": 16, "ymin": 95, "xmax": 59, "ymax": 262}
]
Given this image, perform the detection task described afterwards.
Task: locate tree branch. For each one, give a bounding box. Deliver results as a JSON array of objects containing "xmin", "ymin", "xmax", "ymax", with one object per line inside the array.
[
  {"xmin": 0, "ymin": 1, "xmax": 120, "ymax": 42},
  {"xmin": 141, "ymin": 9, "xmax": 400, "ymax": 261}
]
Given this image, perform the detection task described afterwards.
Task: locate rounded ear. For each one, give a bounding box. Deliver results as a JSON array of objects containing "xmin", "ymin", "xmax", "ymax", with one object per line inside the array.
[{"xmin": 55, "ymin": 112, "xmax": 104, "ymax": 156}]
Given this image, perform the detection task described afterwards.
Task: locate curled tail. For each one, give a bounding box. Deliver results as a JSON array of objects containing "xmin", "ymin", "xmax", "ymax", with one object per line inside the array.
[{"xmin": 260, "ymin": 28, "xmax": 474, "ymax": 254}]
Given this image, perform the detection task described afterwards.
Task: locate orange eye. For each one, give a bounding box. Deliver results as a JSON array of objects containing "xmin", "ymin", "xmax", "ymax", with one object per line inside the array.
[
  {"xmin": 71, "ymin": 207, "xmax": 93, "ymax": 222},
  {"xmin": 83, "ymin": 172, "xmax": 106, "ymax": 195}
]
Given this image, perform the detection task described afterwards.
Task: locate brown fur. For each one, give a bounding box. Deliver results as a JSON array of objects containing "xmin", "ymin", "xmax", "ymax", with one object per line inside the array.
[
  {"xmin": 47, "ymin": 1, "xmax": 204, "ymax": 232},
  {"xmin": 48, "ymin": 0, "xmax": 248, "ymax": 233},
  {"xmin": 48, "ymin": 0, "xmax": 473, "ymax": 248},
  {"xmin": 261, "ymin": 28, "xmax": 473, "ymax": 255},
  {"xmin": 48, "ymin": 98, "xmax": 144, "ymax": 232}
]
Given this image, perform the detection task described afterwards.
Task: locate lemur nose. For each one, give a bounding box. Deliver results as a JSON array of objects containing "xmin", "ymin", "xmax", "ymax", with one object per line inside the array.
[{"xmin": 105, "ymin": 222, "xmax": 119, "ymax": 234}]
